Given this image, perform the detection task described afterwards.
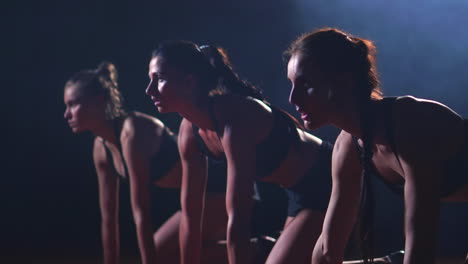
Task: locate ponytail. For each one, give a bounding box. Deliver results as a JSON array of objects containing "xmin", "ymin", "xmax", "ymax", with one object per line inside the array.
[
  {"xmin": 199, "ymin": 45, "xmax": 263, "ymax": 100},
  {"xmin": 95, "ymin": 61, "xmax": 118, "ymax": 88},
  {"xmin": 65, "ymin": 61, "xmax": 127, "ymax": 119},
  {"xmin": 96, "ymin": 61, "xmax": 127, "ymax": 119}
]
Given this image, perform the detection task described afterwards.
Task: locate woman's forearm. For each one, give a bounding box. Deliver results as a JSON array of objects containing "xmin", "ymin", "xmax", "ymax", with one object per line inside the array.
[
  {"xmin": 226, "ymin": 220, "xmax": 252, "ymax": 264},
  {"xmin": 403, "ymin": 209, "xmax": 438, "ymax": 264},
  {"xmin": 101, "ymin": 219, "xmax": 119, "ymax": 264},
  {"xmin": 134, "ymin": 214, "xmax": 156, "ymax": 264},
  {"xmin": 180, "ymin": 212, "xmax": 203, "ymax": 264},
  {"xmin": 403, "ymin": 172, "xmax": 439, "ymax": 264}
]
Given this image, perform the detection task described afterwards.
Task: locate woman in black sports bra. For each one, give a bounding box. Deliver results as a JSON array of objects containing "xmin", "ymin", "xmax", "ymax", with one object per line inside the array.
[
  {"xmin": 286, "ymin": 28, "xmax": 468, "ymax": 264},
  {"xmin": 64, "ymin": 62, "xmax": 229, "ymax": 264},
  {"xmin": 146, "ymin": 41, "xmax": 333, "ymax": 264}
]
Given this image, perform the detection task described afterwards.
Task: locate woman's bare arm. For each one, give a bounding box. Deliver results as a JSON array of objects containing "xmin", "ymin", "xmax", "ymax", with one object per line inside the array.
[
  {"xmin": 222, "ymin": 117, "xmax": 256, "ymax": 264},
  {"xmin": 178, "ymin": 118, "xmax": 208, "ymax": 264},
  {"xmin": 394, "ymin": 97, "xmax": 461, "ymax": 264},
  {"xmin": 312, "ymin": 131, "xmax": 362, "ymax": 264},
  {"xmin": 401, "ymin": 162, "xmax": 440, "ymax": 264},
  {"xmin": 93, "ymin": 137, "xmax": 120, "ymax": 264},
  {"xmin": 121, "ymin": 119, "xmax": 156, "ymax": 264}
]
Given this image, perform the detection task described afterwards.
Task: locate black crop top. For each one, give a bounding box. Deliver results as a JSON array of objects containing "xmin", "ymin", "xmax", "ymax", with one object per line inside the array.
[
  {"xmin": 102, "ymin": 118, "xmax": 179, "ymax": 182},
  {"xmin": 192, "ymin": 96, "xmax": 299, "ymax": 180},
  {"xmin": 353, "ymin": 97, "xmax": 468, "ymax": 197}
]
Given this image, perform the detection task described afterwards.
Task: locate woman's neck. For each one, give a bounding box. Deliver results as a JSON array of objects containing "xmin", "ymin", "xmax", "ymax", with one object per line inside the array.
[
  {"xmin": 179, "ymin": 96, "xmax": 217, "ymax": 131},
  {"xmin": 331, "ymin": 99, "xmax": 379, "ymax": 139},
  {"xmin": 91, "ymin": 117, "xmax": 120, "ymax": 144}
]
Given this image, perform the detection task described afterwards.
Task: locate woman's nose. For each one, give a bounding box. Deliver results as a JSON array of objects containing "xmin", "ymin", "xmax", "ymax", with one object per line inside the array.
[
  {"xmin": 289, "ymin": 85, "xmax": 298, "ymax": 106},
  {"xmin": 64, "ymin": 108, "xmax": 70, "ymax": 119},
  {"xmin": 146, "ymin": 80, "xmax": 156, "ymax": 96}
]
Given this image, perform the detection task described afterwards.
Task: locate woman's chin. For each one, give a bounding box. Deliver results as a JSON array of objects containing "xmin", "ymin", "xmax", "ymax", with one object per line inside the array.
[
  {"xmin": 71, "ymin": 126, "xmax": 84, "ymax": 133},
  {"xmin": 304, "ymin": 119, "xmax": 323, "ymax": 131},
  {"xmin": 156, "ymin": 106, "xmax": 171, "ymax": 114}
]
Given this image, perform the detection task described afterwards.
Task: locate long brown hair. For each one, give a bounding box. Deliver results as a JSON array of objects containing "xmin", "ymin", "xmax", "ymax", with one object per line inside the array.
[
  {"xmin": 152, "ymin": 41, "xmax": 264, "ymax": 100},
  {"xmin": 199, "ymin": 44, "xmax": 305, "ymax": 133}
]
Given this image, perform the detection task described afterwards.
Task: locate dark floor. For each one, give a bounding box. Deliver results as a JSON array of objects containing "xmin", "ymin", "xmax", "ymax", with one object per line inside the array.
[{"xmin": 2, "ymin": 255, "xmax": 466, "ymax": 264}]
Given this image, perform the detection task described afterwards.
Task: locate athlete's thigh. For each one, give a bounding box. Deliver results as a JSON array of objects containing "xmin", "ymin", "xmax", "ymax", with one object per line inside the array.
[
  {"xmin": 153, "ymin": 211, "xmax": 181, "ymax": 255},
  {"xmin": 266, "ymin": 209, "xmax": 325, "ymax": 264}
]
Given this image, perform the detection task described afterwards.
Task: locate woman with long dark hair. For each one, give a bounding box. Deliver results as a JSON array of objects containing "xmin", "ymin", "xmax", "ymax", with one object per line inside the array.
[
  {"xmin": 285, "ymin": 28, "xmax": 468, "ymax": 264},
  {"xmin": 146, "ymin": 41, "xmax": 333, "ymax": 264},
  {"xmin": 63, "ymin": 62, "xmax": 228, "ymax": 264}
]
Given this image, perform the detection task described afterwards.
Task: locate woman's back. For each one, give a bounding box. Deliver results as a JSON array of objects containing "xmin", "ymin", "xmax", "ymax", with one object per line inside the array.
[{"xmin": 364, "ymin": 96, "xmax": 467, "ymax": 197}]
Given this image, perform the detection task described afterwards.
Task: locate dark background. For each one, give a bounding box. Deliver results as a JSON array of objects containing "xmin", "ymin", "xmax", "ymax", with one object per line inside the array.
[{"xmin": 4, "ymin": 0, "xmax": 468, "ymax": 262}]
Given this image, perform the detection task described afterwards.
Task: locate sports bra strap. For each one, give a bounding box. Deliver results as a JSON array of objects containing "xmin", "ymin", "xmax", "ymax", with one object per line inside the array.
[{"xmin": 101, "ymin": 118, "xmax": 129, "ymax": 180}]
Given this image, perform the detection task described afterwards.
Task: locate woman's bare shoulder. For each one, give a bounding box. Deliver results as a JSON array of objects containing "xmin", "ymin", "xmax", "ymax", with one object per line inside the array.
[
  {"xmin": 210, "ymin": 94, "xmax": 267, "ymax": 123},
  {"xmin": 92, "ymin": 136, "xmax": 108, "ymax": 166},
  {"xmin": 123, "ymin": 111, "xmax": 165, "ymax": 131},
  {"xmin": 332, "ymin": 130, "xmax": 362, "ymax": 179},
  {"xmin": 394, "ymin": 95, "xmax": 462, "ymax": 122},
  {"xmin": 334, "ymin": 130, "xmax": 355, "ymax": 157},
  {"xmin": 119, "ymin": 112, "xmax": 164, "ymax": 155},
  {"xmin": 391, "ymin": 96, "xmax": 464, "ymax": 159}
]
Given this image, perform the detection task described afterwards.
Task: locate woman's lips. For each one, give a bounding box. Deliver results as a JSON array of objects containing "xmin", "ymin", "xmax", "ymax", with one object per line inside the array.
[
  {"xmin": 301, "ymin": 113, "xmax": 311, "ymax": 121},
  {"xmin": 152, "ymin": 99, "xmax": 161, "ymax": 106},
  {"xmin": 151, "ymin": 96, "xmax": 161, "ymax": 106},
  {"xmin": 296, "ymin": 106, "xmax": 310, "ymax": 121}
]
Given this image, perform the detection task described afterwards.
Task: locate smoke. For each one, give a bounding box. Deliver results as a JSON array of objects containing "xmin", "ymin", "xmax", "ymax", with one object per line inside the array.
[{"xmin": 292, "ymin": 0, "xmax": 468, "ymax": 114}]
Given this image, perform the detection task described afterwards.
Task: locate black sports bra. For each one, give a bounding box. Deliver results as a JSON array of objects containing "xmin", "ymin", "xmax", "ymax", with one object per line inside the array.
[
  {"xmin": 102, "ymin": 117, "xmax": 179, "ymax": 182},
  {"xmin": 192, "ymin": 96, "xmax": 299, "ymax": 179},
  {"xmin": 353, "ymin": 97, "xmax": 468, "ymax": 197}
]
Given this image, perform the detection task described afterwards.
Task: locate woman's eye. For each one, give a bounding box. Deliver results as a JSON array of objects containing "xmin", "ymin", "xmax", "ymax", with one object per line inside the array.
[{"xmin": 304, "ymin": 83, "xmax": 315, "ymax": 95}]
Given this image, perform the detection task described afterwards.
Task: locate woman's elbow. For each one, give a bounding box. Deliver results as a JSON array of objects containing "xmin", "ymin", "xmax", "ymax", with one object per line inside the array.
[
  {"xmin": 226, "ymin": 215, "xmax": 250, "ymax": 243},
  {"xmin": 131, "ymin": 208, "xmax": 150, "ymax": 227}
]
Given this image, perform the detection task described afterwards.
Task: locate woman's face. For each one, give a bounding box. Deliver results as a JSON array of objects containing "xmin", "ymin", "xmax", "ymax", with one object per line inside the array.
[
  {"xmin": 146, "ymin": 56, "xmax": 192, "ymax": 114},
  {"xmin": 63, "ymin": 84, "xmax": 102, "ymax": 133},
  {"xmin": 287, "ymin": 52, "xmax": 336, "ymax": 130}
]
